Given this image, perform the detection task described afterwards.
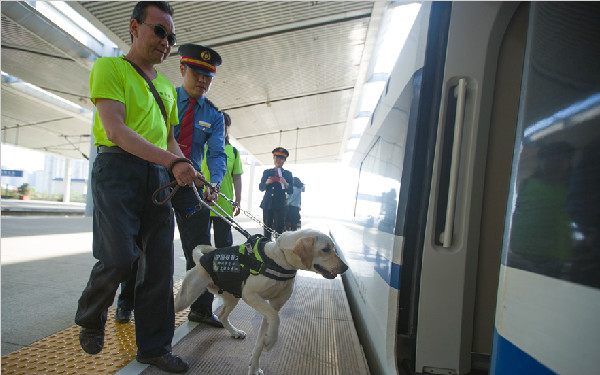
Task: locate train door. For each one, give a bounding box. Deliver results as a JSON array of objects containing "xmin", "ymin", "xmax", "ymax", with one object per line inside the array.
[
  {"xmin": 491, "ymin": 3, "xmax": 600, "ymax": 374},
  {"xmin": 415, "ymin": 2, "xmax": 524, "ymax": 374}
]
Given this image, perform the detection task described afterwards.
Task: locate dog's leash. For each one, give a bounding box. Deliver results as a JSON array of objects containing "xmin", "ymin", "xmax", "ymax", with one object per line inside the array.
[
  {"xmin": 213, "ymin": 191, "xmax": 280, "ymax": 240},
  {"xmin": 190, "ymin": 186, "xmax": 253, "ymax": 239},
  {"xmin": 152, "ymin": 158, "xmax": 212, "ymax": 205},
  {"xmin": 153, "ymin": 179, "xmax": 279, "ymax": 240}
]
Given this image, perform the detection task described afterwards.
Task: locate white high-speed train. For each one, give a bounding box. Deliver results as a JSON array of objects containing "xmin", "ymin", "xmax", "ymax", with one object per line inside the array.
[{"xmin": 328, "ymin": 2, "xmax": 600, "ymax": 375}]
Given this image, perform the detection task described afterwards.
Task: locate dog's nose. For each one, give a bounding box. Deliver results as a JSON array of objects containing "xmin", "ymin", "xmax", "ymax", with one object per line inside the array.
[{"xmin": 340, "ymin": 263, "xmax": 348, "ymax": 274}]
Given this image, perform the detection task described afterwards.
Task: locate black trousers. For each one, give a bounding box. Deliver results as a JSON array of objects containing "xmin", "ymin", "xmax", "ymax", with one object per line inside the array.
[
  {"xmin": 117, "ymin": 185, "xmax": 215, "ymax": 314},
  {"xmin": 171, "ymin": 185, "xmax": 215, "ymax": 313},
  {"xmin": 263, "ymin": 207, "xmax": 286, "ymax": 239},
  {"xmin": 285, "ymin": 206, "xmax": 301, "ymax": 231},
  {"xmin": 75, "ymin": 152, "xmax": 175, "ymax": 358},
  {"xmin": 210, "ymin": 216, "xmax": 234, "ymax": 248}
]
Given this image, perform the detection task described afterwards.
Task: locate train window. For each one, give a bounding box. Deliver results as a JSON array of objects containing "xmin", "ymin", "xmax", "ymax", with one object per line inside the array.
[
  {"xmin": 353, "ymin": 3, "xmax": 433, "ymax": 236},
  {"xmin": 504, "ymin": 2, "xmax": 600, "ymax": 288},
  {"xmin": 355, "ymin": 137, "xmax": 403, "ymax": 233}
]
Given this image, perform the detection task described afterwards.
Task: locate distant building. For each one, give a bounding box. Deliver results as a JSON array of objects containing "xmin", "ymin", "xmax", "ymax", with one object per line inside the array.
[{"xmin": 1, "ymin": 154, "xmax": 89, "ymax": 198}]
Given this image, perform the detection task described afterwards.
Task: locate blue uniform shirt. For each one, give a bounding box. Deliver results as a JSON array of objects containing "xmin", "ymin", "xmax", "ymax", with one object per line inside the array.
[{"xmin": 174, "ymin": 86, "xmax": 226, "ymax": 184}]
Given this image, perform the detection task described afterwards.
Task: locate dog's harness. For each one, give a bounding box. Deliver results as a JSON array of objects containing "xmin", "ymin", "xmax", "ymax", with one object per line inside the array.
[{"xmin": 199, "ymin": 234, "xmax": 297, "ymax": 298}]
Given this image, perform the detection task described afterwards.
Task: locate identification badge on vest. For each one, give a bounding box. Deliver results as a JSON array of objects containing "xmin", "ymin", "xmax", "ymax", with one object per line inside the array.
[{"xmin": 213, "ymin": 252, "xmax": 240, "ymax": 273}]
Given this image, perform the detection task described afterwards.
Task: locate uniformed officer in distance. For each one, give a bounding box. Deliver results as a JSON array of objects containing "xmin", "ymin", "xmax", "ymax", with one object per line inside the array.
[{"xmin": 259, "ymin": 147, "xmax": 293, "ymax": 239}]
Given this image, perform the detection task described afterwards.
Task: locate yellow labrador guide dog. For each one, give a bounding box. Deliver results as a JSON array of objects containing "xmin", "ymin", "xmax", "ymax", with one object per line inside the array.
[{"xmin": 175, "ymin": 229, "xmax": 348, "ymax": 375}]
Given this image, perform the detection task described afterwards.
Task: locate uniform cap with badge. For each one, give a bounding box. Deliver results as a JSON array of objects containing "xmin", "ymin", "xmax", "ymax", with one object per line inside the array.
[
  {"xmin": 178, "ymin": 44, "xmax": 222, "ymax": 77},
  {"xmin": 272, "ymin": 147, "xmax": 289, "ymax": 159}
]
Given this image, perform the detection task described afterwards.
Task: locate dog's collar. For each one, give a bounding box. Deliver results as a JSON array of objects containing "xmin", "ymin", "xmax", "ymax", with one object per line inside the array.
[{"xmin": 244, "ymin": 235, "xmax": 297, "ymax": 281}]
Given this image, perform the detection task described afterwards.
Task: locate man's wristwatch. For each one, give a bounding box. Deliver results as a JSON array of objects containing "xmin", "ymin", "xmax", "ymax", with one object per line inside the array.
[{"xmin": 210, "ymin": 182, "xmax": 221, "ymax": 193}]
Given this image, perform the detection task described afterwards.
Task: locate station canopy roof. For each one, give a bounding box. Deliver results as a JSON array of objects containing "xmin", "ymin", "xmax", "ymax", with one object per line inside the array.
[{"xmin": 1, "ymin": 1, "xmax": 386, "ymax": 165}]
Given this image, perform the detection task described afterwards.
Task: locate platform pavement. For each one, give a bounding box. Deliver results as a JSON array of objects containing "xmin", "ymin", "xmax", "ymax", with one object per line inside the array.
[
  {"xmin": 0, "ymin": 207, "xmax": 267, "ymax": 356},
  {"xmin": 1, "ymin": 198, "xmax": 86, "ymax": 216}
]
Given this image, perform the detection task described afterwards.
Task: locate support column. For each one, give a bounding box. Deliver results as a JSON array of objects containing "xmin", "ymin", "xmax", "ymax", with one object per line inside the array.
[
  {"xmin": 247, "ymin": 162, "xmax": 255, "ymax": 213},
  {"xmin": 63, "ymin": 158, "xmax": 71, "ymax": 203},
  {"xmin": 85, "ymin": 111, "xmax": 96, "ymax": 217}
]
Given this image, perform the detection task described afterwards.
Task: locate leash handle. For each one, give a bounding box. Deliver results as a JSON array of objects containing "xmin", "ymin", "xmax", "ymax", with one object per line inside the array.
[
  {"xmin": 152, "ymin": 159, "xmax": 212, "ymax": 206},
  {"xmin": 152, "ymin": 180, "xmax": 179, "ymax": 205},
  {"xmin": 167, "ymin": 158, "xmax": 214, "ymax": 193},
  {"xmin": 152, "ymin": 179, "xmax": 209, "ymax": 206}
]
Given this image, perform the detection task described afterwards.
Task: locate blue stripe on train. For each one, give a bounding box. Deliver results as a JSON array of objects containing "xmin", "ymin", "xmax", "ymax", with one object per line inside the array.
[
  {"xmin": 374, "ymin": 251, "xmax": 401, "ymax": 290},
  {"xmin": 490, "ymin": 328, "xmax": 557, "ymax": 375}
]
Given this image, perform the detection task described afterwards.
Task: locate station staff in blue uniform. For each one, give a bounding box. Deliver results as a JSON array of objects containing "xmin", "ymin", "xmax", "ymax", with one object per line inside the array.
[
  {"xmin": 114, "ymin": 44, "xmax": 227, "ymax": 328},
  {"xmin": 259, "ymin": 147, "xmax": 293, "ymax": 239},
  {"xmin": 171, "ymin": 44, "xmax": 227, "ymax": 326}
]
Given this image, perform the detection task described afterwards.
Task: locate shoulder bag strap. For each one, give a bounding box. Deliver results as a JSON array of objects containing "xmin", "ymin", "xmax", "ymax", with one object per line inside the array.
[
  {"xmin": 231, "ymin": 146, "xmax": 239, "ymax": 178},
  {"xmin": 123, "ymin": 57, "xmax": 168, "ymax": 127}
]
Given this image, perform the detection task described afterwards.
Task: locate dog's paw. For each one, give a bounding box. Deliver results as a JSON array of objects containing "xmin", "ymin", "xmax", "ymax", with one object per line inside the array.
[
  {"xmin": 231, "ymin": 329, "xmax": 246, "ymax": 339},
  {"xmin": 247, "ymin": 366, "xmax": 263, "ymax": 375}
]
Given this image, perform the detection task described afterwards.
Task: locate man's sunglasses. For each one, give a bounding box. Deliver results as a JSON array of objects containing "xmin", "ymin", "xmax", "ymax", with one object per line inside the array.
[{"xmin": 140, "ymin": 22, "xmax": 176, "ymax": 47}]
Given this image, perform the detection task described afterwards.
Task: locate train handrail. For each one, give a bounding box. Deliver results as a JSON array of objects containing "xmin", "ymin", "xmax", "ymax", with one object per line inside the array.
[{"xmin": 442, "ymin": 77, "xmax": 467, "ymax": 247}]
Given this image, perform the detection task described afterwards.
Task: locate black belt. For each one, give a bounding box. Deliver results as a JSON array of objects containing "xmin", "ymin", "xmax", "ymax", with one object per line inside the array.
[
  {"xmin": 97, "ymin": 146, "xmax": 128, "ymax": 154},
  {"xmin": 96, "ymin": 146, "xmax": 166, "ymax": 171}
]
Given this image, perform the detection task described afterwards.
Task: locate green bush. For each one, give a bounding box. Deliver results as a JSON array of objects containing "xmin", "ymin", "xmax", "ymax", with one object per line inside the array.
[{"xmin": 17, "ymin": 183, "xmax": 31, "ymax": 196}]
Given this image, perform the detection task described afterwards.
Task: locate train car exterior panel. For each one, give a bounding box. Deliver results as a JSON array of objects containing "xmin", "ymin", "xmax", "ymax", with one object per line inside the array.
[
  {"xmin": 331, "ymin": 2, "xmax": 599, "ymax": 375},
  {"xmin": 331, "ymin": 4, "xmax": 435, "ymax": 374},
  {"xmin": 493, "ymin": 265, "xmax": 600, "ymax": 375},
  {"xmin": 332, "ymin": 222, "xmax": 401, "ymax": 375}
]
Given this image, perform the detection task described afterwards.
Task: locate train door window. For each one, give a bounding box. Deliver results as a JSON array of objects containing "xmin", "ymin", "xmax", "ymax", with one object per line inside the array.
[
  {"xmin": 353, "ymin": 3, "xmax": 433, "ymax": 235},
  {"xmin": 504, "ymin": 2, "xmax": 600, "ymax": 288},
  {"xmin": 355, "ymin": 137, "xmax": 403, "ymax": 233}
]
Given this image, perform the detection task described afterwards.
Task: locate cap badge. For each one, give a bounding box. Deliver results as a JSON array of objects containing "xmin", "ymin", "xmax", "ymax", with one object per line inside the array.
[{"xmin": 201, "ymin": 51, "xmax": 211, "ymax": 61}]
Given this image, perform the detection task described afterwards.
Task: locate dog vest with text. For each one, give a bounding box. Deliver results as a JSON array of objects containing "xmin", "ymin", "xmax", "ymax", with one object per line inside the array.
[{"xmin": 199, "ymin": 235, "xmax": 297, "ymax": 298}]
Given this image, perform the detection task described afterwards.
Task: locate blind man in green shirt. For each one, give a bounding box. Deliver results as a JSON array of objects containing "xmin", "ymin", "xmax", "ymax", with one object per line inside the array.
[{"xmin": 74, "ymin": 2, "xmax": 197, "ymax": 373}]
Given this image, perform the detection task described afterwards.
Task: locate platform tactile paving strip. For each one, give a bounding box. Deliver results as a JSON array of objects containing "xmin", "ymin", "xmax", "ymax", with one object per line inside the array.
[{"xmin": 1, "ymin": 282, "xmax": 190, "ymax": 375}]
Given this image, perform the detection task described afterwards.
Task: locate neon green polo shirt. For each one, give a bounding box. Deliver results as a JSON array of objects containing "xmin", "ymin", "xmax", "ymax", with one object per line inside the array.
[
  {"xmin": 201, "ymin": 144, "xmax": 243, "ymax": 216},
  {"xmin": 89, "ymin": 56, "xmax": 178, "ymax": 149}
]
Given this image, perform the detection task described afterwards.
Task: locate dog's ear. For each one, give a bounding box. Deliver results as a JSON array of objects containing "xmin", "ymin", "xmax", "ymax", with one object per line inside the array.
[{"xmin": 293, "ymin": 237, "xmax": 314, "ymax": 269}]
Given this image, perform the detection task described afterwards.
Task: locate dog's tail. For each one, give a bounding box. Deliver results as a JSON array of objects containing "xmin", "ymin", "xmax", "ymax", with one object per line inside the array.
[
  {"xmin": 174, "ymin": 265, "xmax": 212, "ymax": 312},
  {"xmin": 192, "ymin": 245, "xmax": 215, "ymax": 265}
]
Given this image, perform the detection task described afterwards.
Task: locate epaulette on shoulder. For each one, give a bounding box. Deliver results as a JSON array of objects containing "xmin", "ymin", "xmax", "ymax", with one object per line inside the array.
[{"xmin": 205, "ymin": 98, "xmax": 221, "ymax": 112}]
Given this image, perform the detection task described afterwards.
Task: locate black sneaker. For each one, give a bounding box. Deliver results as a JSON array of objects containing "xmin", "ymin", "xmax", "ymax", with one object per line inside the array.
[
  {"xmin": 137, "ymin": 352, "xmax": 189, "ymax": 373},
  {"xmin": 188, "ymin": 311, "xmax": 224, "ymax": 328},
  {"xmin": 114, "ymin": 306, "xmax": 132, "ymax": 324},
  {"xmin": 79, "ymin": 327, "xmax": 104, "ymax": 355}
]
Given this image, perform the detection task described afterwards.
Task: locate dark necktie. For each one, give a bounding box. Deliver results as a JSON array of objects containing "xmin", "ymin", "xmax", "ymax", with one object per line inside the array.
[{"xmin": 178, "ymin": 97, "xmax": 197, "ymax": 158}]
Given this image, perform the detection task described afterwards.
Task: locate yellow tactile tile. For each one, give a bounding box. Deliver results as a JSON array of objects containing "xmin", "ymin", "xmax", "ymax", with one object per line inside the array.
[
  {"xmin": 1, "ymin": 346, "xmax": 132, "ymax": 375},
  {"xmin": 1, "ymin": 283, "xmax": 190, "ymax": 375}
]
